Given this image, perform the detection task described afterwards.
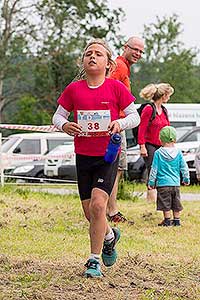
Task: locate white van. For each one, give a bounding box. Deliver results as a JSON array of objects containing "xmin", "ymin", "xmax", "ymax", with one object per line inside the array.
[
  {"xmin": 1, "ymin": 132, "xmax": 73, "ymax": 170},
  {"xmin": 165, "ymin": 103, "xmax": 200, "ymax": 127}
]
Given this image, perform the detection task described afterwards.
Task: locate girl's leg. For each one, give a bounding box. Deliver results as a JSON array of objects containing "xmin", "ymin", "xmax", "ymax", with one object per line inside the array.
[
  {"xmin": 79, "ymin": 155, "xmax": 119, "ymax": 276},
  {"xmin": 89, "ymin": 188, "xmax": 110, "ymax": 255},
  {"xmin": 81, "ymin": 189, "xmax": 111, "ymax": 255},
  {"xmin": 81, "ymin": 199, "xmax": 90, "ymax": 221}
]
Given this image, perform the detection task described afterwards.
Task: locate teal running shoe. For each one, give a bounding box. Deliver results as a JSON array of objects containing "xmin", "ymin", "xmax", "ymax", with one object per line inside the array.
[
  {"xmin": 102, "ymin": 227, "xmax": 120, "ymax": 267},
  {"xmin": 84, "ymin": 259, "xmax": 102, "ymax": 278}
]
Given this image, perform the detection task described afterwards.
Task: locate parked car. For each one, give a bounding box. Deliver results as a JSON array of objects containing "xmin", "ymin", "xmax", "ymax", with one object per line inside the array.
[
  {"xmin": 175, "ymin": 127, "xmax": 200, "ymax": 184},
  {"xmin": 42, "ymin": 127, "xmax": 200, "ymax": 184},
  {"xmin": 183, "ymin": 152, "xmax": 198, "ymax": 185},
  {"xmin": 127, "ymin": 144, "xmax": 198, "ymax": 184},
  {"xmin": 177, "ymin": 126, "xmax": 200, "ymax": 142},
  {"xmin": 126, "ymin": 145, "xmax": 146, "ymax": 182},
  {"xmin": 8, "ymin": 160, "xmax": 46, "ymax": 183},
  {"xmin": 1, "ymin": 132, "xmax": 73, "ymax": 172},
  {"xmin": 127, "ymin": 127, "xmax": 200, "ymax": 183},
  {"xmin": 44, "ymin": 143, "xmax": 77, "ymax": 182},
  {"xmin": 6, "ymin": 140, "xmax": 75, "ymax": 183},
  {"xmin": 55, "ymin": 163, "xmax": 77, "ymax": 182},
  {"xmin": 194, "ymin": 145, "xmax": 200, "ymax": 182}
]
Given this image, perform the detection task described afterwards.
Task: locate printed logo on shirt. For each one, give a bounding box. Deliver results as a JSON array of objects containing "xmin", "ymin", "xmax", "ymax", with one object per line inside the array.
[
  {"xmin": 97, "ymin": 178, "xmax": 104, "ymax": 183},
  {"xmin": 101, "ymin": 102, "xmax": 109, "ymax": 105}
]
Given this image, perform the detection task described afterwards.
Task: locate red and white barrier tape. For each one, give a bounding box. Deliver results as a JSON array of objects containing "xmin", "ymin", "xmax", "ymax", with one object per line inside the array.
[
  {"xmin": 0, "ymin": 124, "xmax": 110, "ymax": 136},
  {"xmin": 0, "ymin": 124, "xmax": 59, "ymax": 132},
  {"xmin": 0, "ymin": 152, "xmax": 75, "ymax": 169},
  {"xmin": 2, "ymin": 152, "xmax": 75, "ymax": 161}
]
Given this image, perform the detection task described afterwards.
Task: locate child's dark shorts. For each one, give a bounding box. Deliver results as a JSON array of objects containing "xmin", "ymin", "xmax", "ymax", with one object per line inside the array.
[
  {"xmin": 76, "ymin": 154, "xmax": 119, "ymax": 201},
  {"xmin": 156, "ymin": 186, "xmax": 183, "ymax": 211}
]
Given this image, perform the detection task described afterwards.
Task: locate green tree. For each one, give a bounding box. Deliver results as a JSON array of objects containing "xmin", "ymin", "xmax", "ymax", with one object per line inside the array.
[
  {"xmin": 131, "ymin": 14, "xmax": 200, "ymax": 103},
  {"xmin": 11, "ymin": 95, "xmax": 51, "ymax": 125},
  {"xmin": 0, "ymin": 0, "xmax": 38, "ymax": 122},
  {"xmin": 33, "ymin": 0, "xmax": 124, "ymax": 113},
  {"xmin": 0, "ymin": 0, "xmax": 124, "ymax": 123}
]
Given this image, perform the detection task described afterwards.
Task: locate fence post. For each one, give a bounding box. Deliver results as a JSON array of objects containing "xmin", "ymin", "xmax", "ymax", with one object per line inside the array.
[{"xmin": 0, "ymin": 132, "xmax": 4, "ymax": 187}]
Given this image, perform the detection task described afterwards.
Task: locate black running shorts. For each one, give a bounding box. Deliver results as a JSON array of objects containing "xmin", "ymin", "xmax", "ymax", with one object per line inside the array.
[{"xmin": 76, "ymin": 154, "xmax": 119, "ymax": 201}]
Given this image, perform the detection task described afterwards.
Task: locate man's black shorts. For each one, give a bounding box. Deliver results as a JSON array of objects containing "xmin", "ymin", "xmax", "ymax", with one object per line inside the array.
[{"xmin": 76, "ymin": 154, "xmax": 119, "ymax": 201}]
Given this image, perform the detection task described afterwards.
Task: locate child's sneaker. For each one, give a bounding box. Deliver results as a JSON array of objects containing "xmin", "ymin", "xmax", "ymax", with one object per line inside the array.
[
  {"xmin": 102, "ymin": 227, "xmax": 120, "ymax": 267},
  {"xmin": 172, "ymin": 219, "xmax": 181, "ymax": 226},
  {"xmin": 158, "ymin": 219, "xmax": 172, "ymax": 226},
  {"xmin": 84, "ymin": 259, "xmax": 102, "ymax": 278}
]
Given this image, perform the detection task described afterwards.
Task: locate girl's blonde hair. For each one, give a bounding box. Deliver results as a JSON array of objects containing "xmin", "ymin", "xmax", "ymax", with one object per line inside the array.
[
  {"xmin": 139, "ymin": 83, "xmax": 174, "ymax": 101},
  {"xmin": 75, "ymin": 38, "xmax": 116, "ymax": 80}
]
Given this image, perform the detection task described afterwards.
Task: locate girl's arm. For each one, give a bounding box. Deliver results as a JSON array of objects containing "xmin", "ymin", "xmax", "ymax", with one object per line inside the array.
[{"xmin": 52, "ymin": 105, "xmax": 82, "ymax": 135}]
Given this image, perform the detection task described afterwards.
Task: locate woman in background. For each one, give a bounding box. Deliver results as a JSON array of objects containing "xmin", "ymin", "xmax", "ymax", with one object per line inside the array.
[{"xmin": 138, "ymin": 83, "xmax": 174, "ymax": 201}]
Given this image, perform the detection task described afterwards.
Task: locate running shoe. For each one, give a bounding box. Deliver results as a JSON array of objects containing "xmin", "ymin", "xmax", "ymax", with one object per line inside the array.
[
  {"xmin": 102, "ymin": 227, "xmax": 120, "ymax": 267},
  {"xmin": 84, "ymin": 259, "xmax": 102, "ymax": 278},
  {"xmin": 107, "ymin": 211, "xmax": 127, "ymax": 223}
]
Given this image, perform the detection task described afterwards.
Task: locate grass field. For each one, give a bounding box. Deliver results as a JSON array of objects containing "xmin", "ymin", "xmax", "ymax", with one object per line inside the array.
[{"xmin": 0, "ymin": 184, "xmax": 200, "ymax": 300}]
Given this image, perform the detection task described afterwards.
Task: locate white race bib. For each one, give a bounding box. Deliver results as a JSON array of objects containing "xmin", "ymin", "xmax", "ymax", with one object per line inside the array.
[{"xmin": 77, "ymin": 110, "xmax": 111, "ymax": 136}]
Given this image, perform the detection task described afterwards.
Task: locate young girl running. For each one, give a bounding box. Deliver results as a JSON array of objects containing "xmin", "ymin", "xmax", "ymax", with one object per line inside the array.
[{"xmin": 52, "ymin": 39, "xmax": 140, "ymax": 277}]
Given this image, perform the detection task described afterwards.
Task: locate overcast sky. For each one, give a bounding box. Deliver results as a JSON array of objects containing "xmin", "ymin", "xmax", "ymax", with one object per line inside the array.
[{"xmin": 108, "ymin": 0, "xmax": 199, "ymax": 53}]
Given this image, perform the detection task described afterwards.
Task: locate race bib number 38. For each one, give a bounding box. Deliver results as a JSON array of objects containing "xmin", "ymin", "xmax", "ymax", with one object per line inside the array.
[{"xmin": 77, "ymin": 110, "xmax": 111, "ymax": 136}]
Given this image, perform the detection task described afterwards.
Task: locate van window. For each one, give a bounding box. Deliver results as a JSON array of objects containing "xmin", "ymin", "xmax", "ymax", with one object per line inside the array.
[
  {"xmin": 170, "ymin": 121, "xmax": 196, "ymax": 128},
  {"xmin": 47, "ymin": 139, "xmax": 72, "ymax": 152},
  {"xmin": 2, "ymin": 137, "xmax": 20, "ymax": 152},
  {"xmin": 13, "ymin": 139, "xmax": 41, "ymax": 154}
]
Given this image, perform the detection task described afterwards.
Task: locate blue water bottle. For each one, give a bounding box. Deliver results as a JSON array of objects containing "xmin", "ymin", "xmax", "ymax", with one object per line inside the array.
[{"xmin": 104, "ymin": 133, "xmax": 121, "ymax": 163}]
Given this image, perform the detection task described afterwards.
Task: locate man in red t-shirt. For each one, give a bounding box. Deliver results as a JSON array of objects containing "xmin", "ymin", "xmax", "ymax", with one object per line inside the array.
[{"xmin": 107, "ymin": 36, "xmax": 144, "ymax": 223}]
